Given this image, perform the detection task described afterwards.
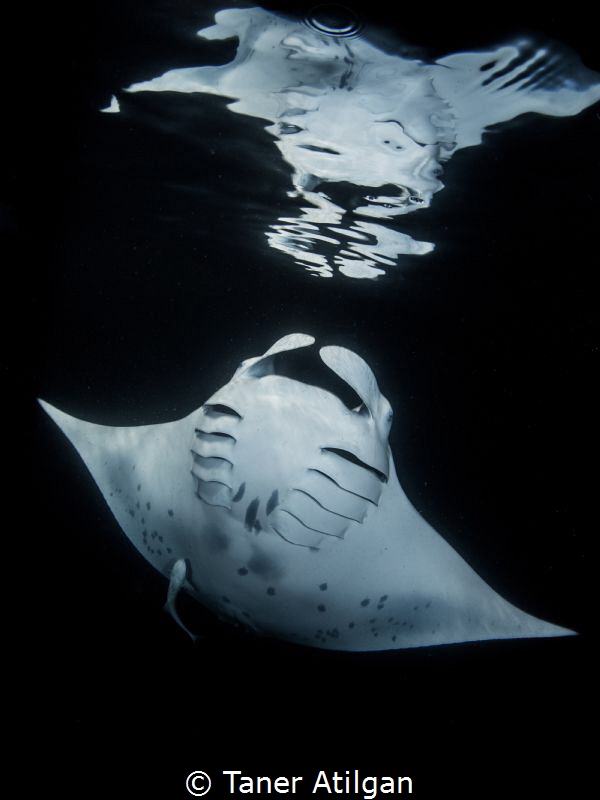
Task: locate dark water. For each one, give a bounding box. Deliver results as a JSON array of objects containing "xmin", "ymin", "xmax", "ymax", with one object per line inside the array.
[{"xmin": 10, "ymin": 0, "xmax": 597, "ymax": 793}]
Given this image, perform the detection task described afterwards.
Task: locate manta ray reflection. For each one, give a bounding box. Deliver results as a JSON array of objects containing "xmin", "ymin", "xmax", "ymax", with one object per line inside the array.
[
  {"xmin": 40, "ymin": 334, "xmax": 574, "ymax": 650},
  {"xmin": 104, "ymin": 5, "xmax": 600, "ymax": 278}
]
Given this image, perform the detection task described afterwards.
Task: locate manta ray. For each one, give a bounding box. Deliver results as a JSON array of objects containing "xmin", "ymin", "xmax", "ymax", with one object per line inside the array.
[
  {"xmin": 40, "ymin": 334, "xmax": 573, "ymax": 650},
  {"xmin": 103, "ymin": 5, "xmax": 600, "ymax": 278}
]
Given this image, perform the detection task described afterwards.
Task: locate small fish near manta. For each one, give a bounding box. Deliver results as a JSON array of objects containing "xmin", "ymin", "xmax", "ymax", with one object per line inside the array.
[{"xmin": 40, "ymin": 334, "xmax": 574, "ymax": 650}]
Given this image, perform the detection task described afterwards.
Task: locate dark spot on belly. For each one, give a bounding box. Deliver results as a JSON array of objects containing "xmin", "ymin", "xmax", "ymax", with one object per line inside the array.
[
  {"xmin": 266, "ymin": 587, "xmax": 276, "ymax": 596},
  {"xmin": 253, "ymin": 520, "xmax": 262, "ymax": 533},
  {"xmin": 146, "ymin": 502, "xmax": 151, "ymax": 510},
  {"xmin": 319, "ymin": 583, "xmax": 328, "ymax": 591},
  {"xmin": 237, "ymin": 567, "xmax": 248, "ymax": 576},
  {"xmin": 380, "ymin": 594, "xmax": 388, "ymax": 602},
  {"xmin": 168, "ymin": 509, "xmax": 174, "ymax": 517},
  {"xmin": 232, "ymin": 482, "xmax": 246, "ymax": 503},
  {"xmin": 266, "ymin": 489, "xmax": 279, "ymax": 515},
  {"xmin": 221, "ymin": 596, "xmax": 231, "ymax": 604},
  {"xmin": 360, "ymin": 598, "xmax": 370, "ymax": 607},
  {"xmin": 349, "ymin": 622, "xmax": 355, "ymax": 629},
  {"xmin": 248, "ymin": 551, "xmax": 283, "ymax": 580},
  {"xmin": 318, "ymin": 604, "xmax": 326, "ymax": 612},
  {"xmin": 203, "ymin": 527, "xmax": 229, "ymax": 553},
  {"xmin": 245, "ymin": 498, "xmax": 260, "ymax": 531}
]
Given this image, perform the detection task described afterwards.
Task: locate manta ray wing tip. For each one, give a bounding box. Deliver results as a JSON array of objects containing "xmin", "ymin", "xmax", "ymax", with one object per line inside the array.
[
  {"xmin": 38, "ymin": 398, "xmax": 65, "ymax": 424},
  {"xmin": 520, "ymin": 616, "xmax": 577, "ymax": 641},
  {"xmin": 548, "ymin": 623, "xmax": 577, "ymax": 638},
  {"xmin": 37, "ymin": 398, "xmax": 101, "ymax": 454}
]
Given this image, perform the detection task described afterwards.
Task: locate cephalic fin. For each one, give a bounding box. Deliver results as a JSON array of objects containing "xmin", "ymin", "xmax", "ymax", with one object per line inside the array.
[{"xmin": 239, "ymin": 332, "xmax": 316, "ymax": 378}]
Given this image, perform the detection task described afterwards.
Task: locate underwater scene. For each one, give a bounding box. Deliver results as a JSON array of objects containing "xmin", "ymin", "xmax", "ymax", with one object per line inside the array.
[{"xmin": 16, "ymin": 0, "xmax": 598, "ymax": 793}]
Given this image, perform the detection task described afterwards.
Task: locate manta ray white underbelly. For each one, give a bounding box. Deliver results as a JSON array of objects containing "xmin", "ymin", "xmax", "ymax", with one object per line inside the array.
[{"xmin": 40, "ymin": 333, "xmax": 573, "ymax": 650}]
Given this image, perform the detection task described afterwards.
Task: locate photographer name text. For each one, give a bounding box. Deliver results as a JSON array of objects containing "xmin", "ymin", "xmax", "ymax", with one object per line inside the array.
[{"xmin": 223, "ymin": 771, "xmax": 413, "ymax": 797}]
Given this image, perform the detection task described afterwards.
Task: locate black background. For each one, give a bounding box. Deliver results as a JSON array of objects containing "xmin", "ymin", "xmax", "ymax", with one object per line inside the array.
[{"xmin": 8, "ymin": 0, "xmax": 597, "ymax": 794}]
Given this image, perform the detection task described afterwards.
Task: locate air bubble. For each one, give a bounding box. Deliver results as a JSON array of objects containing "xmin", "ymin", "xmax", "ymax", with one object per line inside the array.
[{"xmin": 305, "ymin": 4, "xmax": 362, "ymax": 38}]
